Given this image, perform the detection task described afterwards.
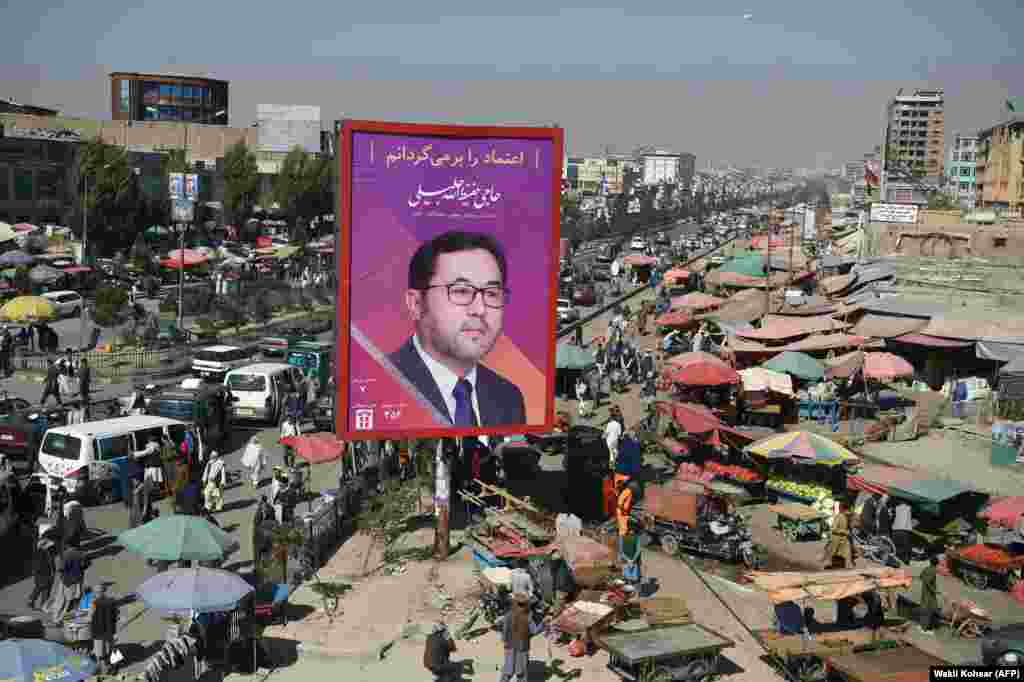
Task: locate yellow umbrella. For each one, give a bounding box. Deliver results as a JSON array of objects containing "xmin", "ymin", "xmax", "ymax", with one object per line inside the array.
[{"xmin": 0, "ymin": 295, "xmax": 56, "ymax": 322}]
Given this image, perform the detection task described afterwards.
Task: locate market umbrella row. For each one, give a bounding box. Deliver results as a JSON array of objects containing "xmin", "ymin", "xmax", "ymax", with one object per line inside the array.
[
  {"xmin": 825, "ymin": 351, "xmax": 915, "ymax": 381},
  {"xmin": 664, "ymin": 351, "xmax": 739, "ymax": 386}
]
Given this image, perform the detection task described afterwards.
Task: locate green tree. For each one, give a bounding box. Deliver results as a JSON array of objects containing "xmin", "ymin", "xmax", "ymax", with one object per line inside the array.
[
  {"xmin": 272, "ymin": 146, "xmax": 331, "ymax": 239},
  {"xmin": 927, "ymin": 193, "xmax": 957, "ymax": 210},
  {"xmin": 78, "ymin": 137, "xmax": 141, "ymax": 260},
  {"xmin": 222, "ymin": 140, "xmax": 259, "ymax": 227}
]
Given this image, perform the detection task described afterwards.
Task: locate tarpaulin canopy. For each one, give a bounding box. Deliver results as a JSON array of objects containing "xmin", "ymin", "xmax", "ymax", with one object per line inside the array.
[
  {"xmin": 891, "ymin": 333, "xmax": 973, "ymax": 348},
  {"xmin": 737, "ymin": 314, "xmax": 848, "ymax": 341},
  {"xmin": 622, "ymin": 254, "xmax": 657, "ymax": 266},
  {"xmin": 887, "ymin": 477, "xmax": 977, "ymax": 506},
  {"xmin": 724, "ymin": 336, "xmax": 779, "ymax": 354},
  {"xmin": 699, "ymin": 291, "xmax": 769, "ymax": 323},
  {"xmin": 783, "ymin": 334, "xmax": 877, "ymax": 353},
  {"xmin": 654, "ymin": 400, "xmax": 753, "ymax": 446},
  {"xmin": 820, "ymin": 273, "xmax": 856, "ymax": 297},
  {"xmin": 849, "ymin": 314, "xmax": 927, "ymax": 339},
  {"xmin": 761, "ymin": 351, "xmax": 825, "ymax": 381},
  {"xmin": 556, "ymin": 343, "xmax": 595, "ymax": 370},
  {"xmin": 744, "ymin": 568, "xmax": 912, "ymax": 604},
  {"xmin": 279, "ymin": 432, "xmax": 346, "ymax": 463},
  {"xmin": 671, "ymin": 292, "xmax": 724, "ymax": 310},
  {"xmin": 774, "ymin": 296, "xmax": 837, "ymax": 317},
  {"xmin": 999, "ymin": 356, "xmax": 1024, "ymax": 400},
  {"xmin": 977, "ymin": 340, "xmax": 1024, "ymax": 363},
  {"xmin": 920, "ymin": 314, "xmax": 1024, "ymax": 343},
  {"xmin": 863, "ymin": 352, "xmax": 915, "ymax": 381},
  {"xmin": 664, "ymin": 351, "xmax": 739, "ymax": 385},
  {"xmin": 654, "ymin": 310, "xmax": 695, "ymax": 328},
  {"xmin": 979, "ymin": 497, "xmax": 1024, "ymax": 529},
  {"xmin": 825, "ymin": 350, "xmax": 864, "ymax": 379},
  {"xmin": 718, "ymin": 254, "xmax": 768, "ymax": 277},
  {"xmin": 846, "ymin": 463, "xmax": 919, "ymax": 496},
  {"xmin": 739, "ymin": 367, "xmax": 794, "ymax": 396}
]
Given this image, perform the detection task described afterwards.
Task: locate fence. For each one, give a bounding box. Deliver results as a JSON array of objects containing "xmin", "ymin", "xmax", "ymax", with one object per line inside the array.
[{"xmin": 14, "ymin": 345, "xmax": 191, "ymax": 379}]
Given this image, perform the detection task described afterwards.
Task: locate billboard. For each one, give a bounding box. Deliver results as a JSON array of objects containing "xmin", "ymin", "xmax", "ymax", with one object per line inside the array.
[
  {"xmin": 336, "ymin": 120, "xmax": 561, "ymax": 439},
  {"xmin": 257, "ymin": 104, "xmax": 321, "ymax": 154},
  {"xmin": 870, "ymin": 202, "xmax": 918, "ymax": 224}
]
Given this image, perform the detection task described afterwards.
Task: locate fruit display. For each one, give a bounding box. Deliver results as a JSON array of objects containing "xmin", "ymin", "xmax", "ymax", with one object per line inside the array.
[
  {"xmin": 766, "ymin": 476, "xmax": 836, "ymax": 521},
  {"xmin": 675, "ymin": 462, "xmax": 715, "ymax": 483},
  {"xmin": 703, "ymin": 461, "xmax": 763, "ymax": 482}
]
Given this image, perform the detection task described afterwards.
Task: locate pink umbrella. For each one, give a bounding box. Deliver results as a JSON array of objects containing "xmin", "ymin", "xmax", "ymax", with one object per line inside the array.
[
  {"xmin": 161, "ymin": 249, "xmax": 208, "ymax": 268},
  {"xmin": 12, "ymin": 223, "xmax": 37, "ymax": 232},
  {"xmin": 664, "ymin": 352, "xmax": 739, "ymax": 386},
  {"xmin": 862, "ymin": 352, "xmax": 914, "ymax": 381},
  {"xmin": 671, "ymin": 292, "xmax": 724, "ymax": 310}
]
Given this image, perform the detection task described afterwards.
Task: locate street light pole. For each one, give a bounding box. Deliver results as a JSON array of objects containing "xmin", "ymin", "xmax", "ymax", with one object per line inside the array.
[{"xmin": 177, "ymin": 224, "xmax": 185, "ymax": 329}]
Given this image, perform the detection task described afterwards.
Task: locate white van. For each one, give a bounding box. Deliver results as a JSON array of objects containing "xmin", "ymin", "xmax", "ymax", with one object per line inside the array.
[
  {"xmin": 36, "ymin": 415, "xmax": 202, "ymax": 505},
  {"xmin": 192, "ymin": 345, "xmax": 255, "ymax": 380},
  {"xmin": 224, "ymin": 362, "xmax": 306, "ymax": 424}
]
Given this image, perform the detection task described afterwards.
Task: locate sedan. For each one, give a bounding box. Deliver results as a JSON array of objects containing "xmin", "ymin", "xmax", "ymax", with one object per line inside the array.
[{"xmin": 557, "ymin": 299, "xmax": 578, "ymax": 324}]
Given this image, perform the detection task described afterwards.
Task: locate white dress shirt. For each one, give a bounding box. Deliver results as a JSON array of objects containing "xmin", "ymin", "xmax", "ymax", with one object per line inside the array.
[{"xmin": 412, "ymin": 334, "xmax": 488, "ymax": 445}]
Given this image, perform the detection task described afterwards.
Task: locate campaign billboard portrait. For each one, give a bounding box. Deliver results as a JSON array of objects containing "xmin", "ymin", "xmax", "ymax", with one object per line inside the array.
[{"xmin": 336, "ymin": 120, "xmax": 562, "ymax": 440}]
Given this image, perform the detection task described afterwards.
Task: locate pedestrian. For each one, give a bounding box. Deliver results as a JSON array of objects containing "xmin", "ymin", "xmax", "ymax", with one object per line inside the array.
[
  {"xmin": 616, "ymin": 479, "xmax": 635, "ymax": 552},
  {"xmin": 78, "ymin": 358, "xmax": 91, "ymax": 408},
  {"xmin": 40, "ymin": 358, "xmax": 62, "ymax": 406},
  {"xmin": 202, "ymin": 450, "xmax": 226, "ymax": 513},
  {"xmin": 548, "ymin": 548, "xmax": 577, "ymax": 613},
  {"xmin": 637, "ymin": 303, "xmax": 648, "ymax": 336},
  {"xmin": 136, "ymin": 435, "xmax": 164, "ymax": 489},
  {"xmin": 575, "ymin": 375, "xmax": 591, "ymax": 418},
  {"xmin": 27, "ymin": 538, "xmax": 56, "ymax": 610},
  {"xmin": 892, "ymin": 500, "xmax": 914, "ymax": 563},
  {"xmin": 497, "ymin": 593, "xmax": 546, "ymax": 682},
  {"xmin": 423, "ymin": 622, "xmax": 461, "ymax": 681},
  {"xmin": 129, "ymin": 480, "xmax": 147, "ymax": 529},
  {"xmin": 280, "ymin": 415, "xmax": 298, "ymax": 468},
  {"xmin": 605, "ymin": 407, "xmax": 623, "ymax": 469},
  {"xmin": 0, "ymin": 326, "xmax": 12, "ymax": 377},
  {"xmin": 90, "ymin": 583, "xmax": 119, "ymax": 673},
  {"xmin": 241, "ymin": 435, "xmax": 267, "ymax": 488},
  {"xmin": 47, "ymin": 547, "xmax": 86, "ymax": 624},
  {"xmin": 919, "ymin": 555, "xmax": 941, "ymax": 632},
  {"xmin": 823, "ymin": 501, "xmax": 855, "ymax": 569}
]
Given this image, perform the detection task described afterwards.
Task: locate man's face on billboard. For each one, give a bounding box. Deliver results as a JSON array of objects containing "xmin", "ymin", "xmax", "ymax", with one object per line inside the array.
[{"xmin": 408, "ymin": 248, "xmax": 504, "ymax": 376}]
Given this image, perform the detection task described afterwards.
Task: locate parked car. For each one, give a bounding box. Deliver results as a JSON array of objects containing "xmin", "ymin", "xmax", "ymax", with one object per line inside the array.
[
  {"xmin": 557, "ymin": 299, "xmax": 578, "ymax": 324},
  {"xmin": 630, "ymin": 237, "xmax": 647, "ymax": 250},
  {"xmin": 191, "ymin": 344, "xmax": 257, "ymax": 381},
  {"xmin": 572, "ymin": 284, "xmax": 601, "ymax": 307},
  {"xmin": 42, "ymin": 291, "xmax": 84, "ymax": 318}
]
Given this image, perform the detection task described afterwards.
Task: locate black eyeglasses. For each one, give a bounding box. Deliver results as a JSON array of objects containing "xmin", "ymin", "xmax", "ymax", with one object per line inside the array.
[{"xmin": 420, "ymin": 282, "xmax": 510, "ymax": 309}]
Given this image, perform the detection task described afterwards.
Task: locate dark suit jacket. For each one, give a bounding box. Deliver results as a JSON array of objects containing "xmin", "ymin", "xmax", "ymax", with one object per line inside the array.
[{"xmin": 387, "ymin": 337, "xmax": 526, "ymax": 426}]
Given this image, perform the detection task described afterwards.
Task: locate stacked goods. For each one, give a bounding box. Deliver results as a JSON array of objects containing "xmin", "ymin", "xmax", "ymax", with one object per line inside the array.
[
  {"xmin": 767, "ymin": 476, "xmax": 835, "ymax": 517},
  {"xmin": 704, "ymin": 461, "xmax": 762, "ymax": 482}
]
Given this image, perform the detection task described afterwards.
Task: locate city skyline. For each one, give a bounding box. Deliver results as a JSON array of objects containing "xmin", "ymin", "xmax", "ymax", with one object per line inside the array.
[{"xmin": 2, "ymin": 0, "xmax": 1022, "ymax": 168}]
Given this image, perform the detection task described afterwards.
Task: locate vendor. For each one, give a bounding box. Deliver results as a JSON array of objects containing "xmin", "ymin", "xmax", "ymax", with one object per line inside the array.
[
  {"xmin": 616, "ymin": 480, "xmax": 635, "ymax": 550},
  {"xmin": 548, "ymin": 548, "xmax": 576, "ymax": 612},
  {"xmin": 823, "ymin": 500, "xmax": 855, "ymax": 569}
]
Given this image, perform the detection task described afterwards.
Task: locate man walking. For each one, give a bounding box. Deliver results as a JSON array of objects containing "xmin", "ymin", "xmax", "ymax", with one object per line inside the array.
[
  {"xmin": 89, "ymin": 583, "xmax": 119, "ymax": 674},
  {"xmin": 604, "ymin": 407, "xmax": 623, "ymax": 470},
  {"xmin": 78, "ymin": 358, "xmax": 91, "ymax": 409},
  {"xmin": 27, "ymin": 538, "xmax": 55, "ymax": 610},
  {"xmin": 893, "ymin": 501, "xmax": 914, "ymax": 564},
  {"xmin": 918, "ymin": 555, "xmax": 941, "ymax": 632},
  {"xmin": 40, "ymin": 358, "xmax": 62, "ymax": 406},
  {"xmin": 497, "ymin": 593, "xmax": 546, "ymax": 682}
]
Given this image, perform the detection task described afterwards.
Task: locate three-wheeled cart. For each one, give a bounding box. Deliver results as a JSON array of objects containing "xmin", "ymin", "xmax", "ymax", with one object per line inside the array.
[
  {"xmin": 822, "ymin": 641, "xmax": 950, "ymax": 682},
  {"xmin": 769, "ymin": 503, "xmax": 829, "ymax": 542},
  {"xmin": 596, "ymin": 622, "xmax": 734, "ymax": 682}
]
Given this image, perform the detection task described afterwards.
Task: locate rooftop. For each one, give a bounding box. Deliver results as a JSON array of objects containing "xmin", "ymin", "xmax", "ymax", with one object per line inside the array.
[
  {"xmin": 109, "ymin": 71, "xmax": 229, "ymax": 85},
  {"xmin": 0, "ymin": 98, "xmax": 60, "ymax": 116}
]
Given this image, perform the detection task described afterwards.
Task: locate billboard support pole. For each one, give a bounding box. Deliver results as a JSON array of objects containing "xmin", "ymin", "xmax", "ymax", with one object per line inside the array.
[{"xmin": 434, "ymin": 439, "xmax": 451, "ymax": 560}]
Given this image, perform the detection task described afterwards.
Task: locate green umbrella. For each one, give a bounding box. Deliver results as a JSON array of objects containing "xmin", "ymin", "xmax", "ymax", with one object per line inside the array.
[
  {"xmin": 556, "ymin": 343, "xmax": 595, "ymax": 370},
  {"xmin": 761, "ymin": 351, "xmax": 826, "ymax": 381},
  {"xmin": 117, "ymin": 513, "xmax": 238, "ymax": 562}
]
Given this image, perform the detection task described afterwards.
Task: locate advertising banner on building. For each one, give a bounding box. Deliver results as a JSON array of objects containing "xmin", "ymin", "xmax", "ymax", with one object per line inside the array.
[
  {"xmin": 168, "ymin": 173, "xmax": 184, "ymax": 199},
  {"xmin": 336, "ymin": 120, "xmax": 561, "ymax": 439},
  {"xmin": 870, "ymin": 202, "xmax": 919, "ymax": 224}
]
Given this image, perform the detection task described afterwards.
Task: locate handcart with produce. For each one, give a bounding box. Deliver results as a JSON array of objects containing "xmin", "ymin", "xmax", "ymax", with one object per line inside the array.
[
  {"xmin": 747, "ymin": 568, "xmax": 913, "ymax": 682},
  {"xmin": 632, "ymin": 479, "xmax": 762, "ymax": 568},
  {"xmin": 770, "ymin": 503, "xmax": 830, "ymax": 542},
  {"xmin": 946, "ymin": 543, "xmax": 1024, "ymax": 591},
  {"xmin": 594, "ymin": 596, "xmax": 734, "ymax": 682}
]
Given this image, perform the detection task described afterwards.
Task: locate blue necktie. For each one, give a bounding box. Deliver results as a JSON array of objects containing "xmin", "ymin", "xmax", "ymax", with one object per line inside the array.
[{"xmin": 452, "ymin": 378, "xmax": 477, "ymax": 426}]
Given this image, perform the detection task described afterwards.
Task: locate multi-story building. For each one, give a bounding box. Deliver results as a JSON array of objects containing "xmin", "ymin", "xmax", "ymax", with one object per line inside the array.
[
  {"xmin": 563, "ymin": 156, "xmax": 628, "ymax": 195},
  {"xmin": 641, "ymin": 150, "xmax": 682, "ymax": 186},
  {"xmin": 945, "ymin": 132, "xmax": 977, "ymax": 209},
  {"xmin": 976, "ymin": 114, "xmax": 1024, "ymax": 215},
  {"xmin": 884, "ymin": 88, "xmax": 945, "ymax": 186},
  {"xmin": 843, "ymin": 162, "xmax": 863, "ymax": 183},
  {"xmin": 110, "ymin": 72, "xmax": 229, "ymax": 125},
  {"xmin": 0, "ymin": 134, "xmax": 79, "ymax": 227}
]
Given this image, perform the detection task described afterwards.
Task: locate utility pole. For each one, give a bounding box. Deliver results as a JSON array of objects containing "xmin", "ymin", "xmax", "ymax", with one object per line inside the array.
[{"xmin": 434, "ymin": 439, "xmax": 451, "ymax": 560}]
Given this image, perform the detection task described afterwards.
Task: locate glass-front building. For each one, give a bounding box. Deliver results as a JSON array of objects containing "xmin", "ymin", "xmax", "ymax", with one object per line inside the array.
[{"xmin": 110, "ymin": 72, "xmax": 229, "ymax": 125}]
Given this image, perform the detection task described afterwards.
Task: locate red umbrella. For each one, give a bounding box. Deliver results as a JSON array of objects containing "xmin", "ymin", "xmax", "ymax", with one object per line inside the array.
[
  {"xmin": 161, "ymin": 249, "xmax": 208, "ymax": 268},
  {"xmin": 664, "ymin": 351, "xmax": 739, "ymax": 385},
  {"xmin": 654, "ymin": 310, "xmax": 694, "ymax": 328},
  {"xmin": 862, "ymin": 352, "xmax": 914, "ymax": 381},
  {"xmin": 654, "ymin": 401, "xmax": 752, "ymax": 446},
  {"xmin": 279, "ymin": 432, "xmax": 346, "ymax": 464}
]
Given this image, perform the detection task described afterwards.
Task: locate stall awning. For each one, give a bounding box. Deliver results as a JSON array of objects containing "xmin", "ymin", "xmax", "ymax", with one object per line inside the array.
[
  {"xmin": 891, "ymin": 333, "xmax": 972, "ymax": 348},
  {"xmin": 745, "ymin": 568, "xmax": 913, "ymax": 604},
  {"xmin": 920, "ymin": 315, "xmax": 1024, "ymax": 343},
  {"xmin": 888, "ymin": 478, "xmax": 976, "ymax": 506},
  {"xmin": 782, "ymin": 334, "xmax": 881, "ymax": 353},
  {"xmin": 846, "ymin": 463, "xmax": 919, "ymax": 496},
  {"xmin": 737, "ymin": 314, "xmax": 849, "ymax": 341},
  {"xmin": 739, "ymin": 367, "xmax": 794, "ymax": 396},
  {"xmin": 849, "ymin": 314, "xmax": 927, "ymax": 339}
]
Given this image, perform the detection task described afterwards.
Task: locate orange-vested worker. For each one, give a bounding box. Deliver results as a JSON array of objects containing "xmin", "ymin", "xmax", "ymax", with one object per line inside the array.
[
  {"xmin": 616, "ymin": 481, "xmax": 634, "ymax": 537},
  {"xmin": 602, "ymin": 476, "xmax": 616, "ymax": 518}
]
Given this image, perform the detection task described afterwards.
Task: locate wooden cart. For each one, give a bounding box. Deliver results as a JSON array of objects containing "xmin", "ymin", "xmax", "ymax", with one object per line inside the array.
[
  {"xmin": 769, "ymin": 503, "xmax": 830, "ymax": 542},
  {"xmin": 757, "ymin": 626, "xmax": 910, "ymax": 682},
  {"xmin": 823, "ymin": 642, "xmax": 950, "ymax": 682},
  {"xmin": 947, "ymin": 543, "xmax": 1024, "ymax": 592},
  {"xmin": 596, "ymin": 622, "xmax": 734, "ymax": 682}
]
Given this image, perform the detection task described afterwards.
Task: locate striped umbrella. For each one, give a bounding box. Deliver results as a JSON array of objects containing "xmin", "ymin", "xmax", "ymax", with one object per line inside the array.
[{"xmin": 746, "ymin": 431, "xmax": 858, "ymax": 466}]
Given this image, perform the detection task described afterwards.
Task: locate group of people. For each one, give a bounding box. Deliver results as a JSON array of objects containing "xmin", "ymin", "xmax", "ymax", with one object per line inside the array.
[{"xmin": 39, "ymin": 348, "xmax": 91, "ymax": 408}]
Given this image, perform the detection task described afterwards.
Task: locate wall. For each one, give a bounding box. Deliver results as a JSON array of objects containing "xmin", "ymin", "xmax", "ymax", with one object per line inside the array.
[{"xmin": 871, "ymin": 221, "xmax": 1024, "ymax": 258}]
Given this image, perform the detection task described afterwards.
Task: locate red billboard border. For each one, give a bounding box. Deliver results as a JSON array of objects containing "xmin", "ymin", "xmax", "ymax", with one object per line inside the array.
[{"xmin": 335, "ymin": 119, "xmax": 563, "ymax": 440}]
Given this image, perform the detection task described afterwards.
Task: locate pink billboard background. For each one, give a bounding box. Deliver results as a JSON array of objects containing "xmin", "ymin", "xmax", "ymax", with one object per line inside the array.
[{"xmin": 343, "ymin": 129, "xmax": 557, "ymax": 437}]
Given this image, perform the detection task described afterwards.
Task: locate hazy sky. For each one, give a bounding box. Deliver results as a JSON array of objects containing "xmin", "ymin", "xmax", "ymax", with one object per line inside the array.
[{"xmin": 3, "ymin": 0, "xmax": 1021, "ymax": 168}]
